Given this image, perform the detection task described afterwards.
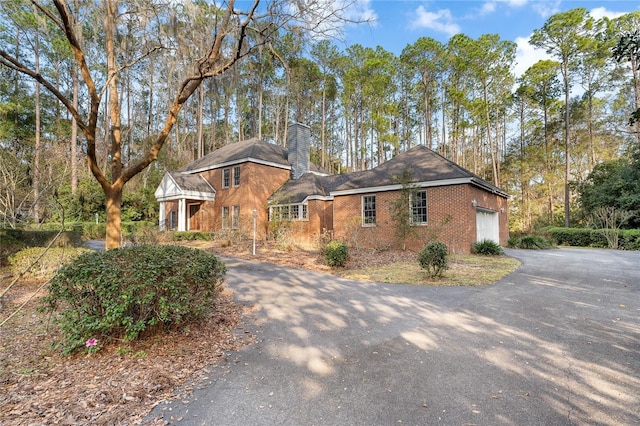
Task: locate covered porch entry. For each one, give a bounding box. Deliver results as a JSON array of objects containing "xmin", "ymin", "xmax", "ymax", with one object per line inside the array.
[{"xmin": 155, "ymin": 172, "xmax": 216, "ymax": 232}]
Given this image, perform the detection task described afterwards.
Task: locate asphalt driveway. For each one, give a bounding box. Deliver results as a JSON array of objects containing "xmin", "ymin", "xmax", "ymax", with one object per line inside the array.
[{"xmin": 148, "ymin": 248, "xmax": 640, "ymax": 425}]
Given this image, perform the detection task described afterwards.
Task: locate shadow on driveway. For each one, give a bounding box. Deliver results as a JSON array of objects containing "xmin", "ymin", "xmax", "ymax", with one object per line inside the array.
[{"xmin": 149, "ymin": 248, "xmax": 640, "ymax": 425}]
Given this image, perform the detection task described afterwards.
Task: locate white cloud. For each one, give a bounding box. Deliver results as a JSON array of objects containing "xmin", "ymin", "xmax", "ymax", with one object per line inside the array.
[
  {"xmin": 513, "ymin": 35, "xmax": 552, "ymax": 78},
  {"xmin": 589, "ymin": 6, "xmax": 626, "ymax": 21},
  {"xmin": 481, "ymin": 0, "xmax": 528, "ymax": 15},
  {"xmin": 410, "ymin": 6, "xmax": 461, "ymax": 36},
  {"xmin": 344, "ymin": 0, "xmax": 378, "ymax": 27},
  {"xmin": 531, "ymin": 0, "xmax": 561, "ymax": 18},
  {"xmin": 480, "ymin": 1, "xmax": 497, "ymax": 15}
]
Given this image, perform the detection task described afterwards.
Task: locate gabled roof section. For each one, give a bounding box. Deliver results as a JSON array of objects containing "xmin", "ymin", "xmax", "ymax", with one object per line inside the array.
[
  {"xmin": 155, "ymin": 172, "xmax": 216, "ymax": 202},
  {"xmin": 269, "ymin": 172, "xmax": 363, "ymax": 204},
  {"xmin": 178, "ymin": 138, "xmax": 290, "ymax": 174},
  {"xmin": 332, "ymin": 145, "xmax": 508, "ymax": 197}
]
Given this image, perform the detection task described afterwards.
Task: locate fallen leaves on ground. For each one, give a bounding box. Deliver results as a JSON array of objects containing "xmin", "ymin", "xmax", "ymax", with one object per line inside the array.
[{"xmin": 0, "ymin": 278, "xmax": 253, "ymax": 426}]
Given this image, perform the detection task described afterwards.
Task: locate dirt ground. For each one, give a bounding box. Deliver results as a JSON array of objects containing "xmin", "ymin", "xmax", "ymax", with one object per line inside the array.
[{"xmin": 0, "ymin": 239, "xmax": 411, "ymax": 425}]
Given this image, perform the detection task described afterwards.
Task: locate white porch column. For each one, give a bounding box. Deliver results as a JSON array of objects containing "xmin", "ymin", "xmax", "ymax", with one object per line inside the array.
[
  {"xmin": 158, "ymin": 201, "xmax": 166, "ymax": 230},
  {"xmin": 178, "ymin": 199, "xmax": 186, "ymax": 231}
]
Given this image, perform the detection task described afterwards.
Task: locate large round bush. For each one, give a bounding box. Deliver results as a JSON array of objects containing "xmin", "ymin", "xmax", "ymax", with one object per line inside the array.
[{"xmin": 43, "ymin": 245, "xmax": 226, "ymax": 354}]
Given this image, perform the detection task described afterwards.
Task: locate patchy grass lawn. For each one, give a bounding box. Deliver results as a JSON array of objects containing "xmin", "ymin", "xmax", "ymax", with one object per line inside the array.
[{"xmin": 338, "ymin": 254, "xmax": 520, "ymax": 286}]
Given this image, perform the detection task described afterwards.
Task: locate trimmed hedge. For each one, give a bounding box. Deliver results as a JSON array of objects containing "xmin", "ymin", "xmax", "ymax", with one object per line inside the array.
[
  {"xmin": 38, "ymin": 221, "xmax": 156, "ymax": 240},
  {"xmin": 1, "ymin": 228, "xmax": 83, "ymax": 247},
  {"xmin": 546, "ymin": 227, "xmax": 640, "ymax": 250},
  {"xmin": 9, "ymin": 247, "xmax": 90, "ymax": 280}
]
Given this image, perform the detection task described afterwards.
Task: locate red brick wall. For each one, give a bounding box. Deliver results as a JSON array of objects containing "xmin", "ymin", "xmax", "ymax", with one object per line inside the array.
[
  {"xmin": 286, "ymin": 199, "xmax": 333, "ymax": 247},
  {"xmin": 332, "ymin": 183, "xmax": 508, "ymax": 254},
  {"xmin": 160, "ymin": 162, "xmax": 290, "ymax": 238},
  {"xmin": 205, "ymin": 162, "xmax": 290, "ymax": 238}
]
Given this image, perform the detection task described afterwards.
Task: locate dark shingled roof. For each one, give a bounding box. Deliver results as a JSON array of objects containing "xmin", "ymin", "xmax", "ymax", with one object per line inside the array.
[
  {"xmin": 170, "ymin": 172, "xmax": 215, "ymax": 193},
  {"xmin": 270, "ymin": 145, "xmax": 506, "ymax": 203},
  {"xmin": 269, "ymin": 172, "xmax": 357, "ymax": 204},
  {"xmin": 333, "ymin": 145, "xmax": 475, "ymax": 191},
  {"xmin": 178, "ymin": 138, "xmax": 289, "ymax": 173}
]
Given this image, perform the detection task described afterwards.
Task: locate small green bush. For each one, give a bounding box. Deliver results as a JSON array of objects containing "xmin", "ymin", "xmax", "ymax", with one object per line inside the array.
[
  {"xmin": 324, "ymin": 240, "xmax": 349, "ymax": 267},
  {"xmin": 9, "ymin": 247, "xmax": 90, "ymax": 280},
  {"xmin": 508, "ymin": 235, "xmax": 554, "ymax": 250},
  {"xmin": 42, "ymin": 245, "xmax": 226, "ymax": 355},
  {"xmin": 472, "ymin": 239, "xmax": 504, "ymax": 255},
  {"xmin": 418, "ymin": 241, "xmax": 449, "ymax": 278}
]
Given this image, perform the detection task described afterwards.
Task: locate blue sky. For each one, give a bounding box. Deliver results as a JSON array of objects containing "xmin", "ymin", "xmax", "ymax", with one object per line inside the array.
[{"xmin": 339, "ymin": 0, "xmax": 639, "ymax": 75}]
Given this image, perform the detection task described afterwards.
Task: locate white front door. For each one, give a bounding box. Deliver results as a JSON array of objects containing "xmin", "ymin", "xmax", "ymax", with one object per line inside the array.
[{"xmin": 476, "ymin": 209, "xmax": 499, "ymax": 243}]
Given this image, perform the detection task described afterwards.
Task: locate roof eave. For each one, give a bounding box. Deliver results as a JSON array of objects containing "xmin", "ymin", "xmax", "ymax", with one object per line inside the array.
[{"xmin": 184, "ymin": 157, "xmax": 291, "ymax": 174}]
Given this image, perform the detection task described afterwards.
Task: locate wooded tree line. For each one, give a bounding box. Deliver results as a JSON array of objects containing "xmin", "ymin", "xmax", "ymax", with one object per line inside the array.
[{"xmin": 1, "ymin": 2, "xmax": 639, "ymax": 240}]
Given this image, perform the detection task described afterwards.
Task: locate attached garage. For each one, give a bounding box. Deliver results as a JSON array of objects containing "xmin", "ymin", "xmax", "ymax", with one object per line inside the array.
[{"xmin": 476, "ymin": 208, "xmax": 500, "ymax": 244}]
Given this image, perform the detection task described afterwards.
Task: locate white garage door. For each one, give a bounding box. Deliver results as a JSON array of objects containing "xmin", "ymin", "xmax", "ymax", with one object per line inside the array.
[{"xmin": 476, "ymin": 209, "xmax": 499, "ymax": 243}]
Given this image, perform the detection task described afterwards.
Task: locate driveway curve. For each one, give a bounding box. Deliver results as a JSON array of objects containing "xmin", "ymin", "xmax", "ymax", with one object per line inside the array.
[{"xmin": 148, "ymin": 248, "xmax": 640, "ymax": 425}]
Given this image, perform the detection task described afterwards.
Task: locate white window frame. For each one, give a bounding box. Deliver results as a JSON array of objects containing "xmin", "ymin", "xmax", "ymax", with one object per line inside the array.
[
  {"xmin": 232, "ymin": 205, "xmax": 240, "ymax": 229},
  {"xmin": 269, "ymin": 203, "xmax": 309, "ymax": 221},
  {"xmin": 233, "ymin": 165, "xmax": 241, "ymax": 187},
  {"xmin": 222, "ymin": 206, "xmax": 230, "ymax": 229},
  {"xmin": 362, "ymin": 195, "xmax": 376, "ymax": 226},
  {"xmin": 410, "ymin": 190, "xmax": 428, "ymax": 225},
  {"xmin": 222, "ymin": 168, "xmax": 230, "ymax": 188}
]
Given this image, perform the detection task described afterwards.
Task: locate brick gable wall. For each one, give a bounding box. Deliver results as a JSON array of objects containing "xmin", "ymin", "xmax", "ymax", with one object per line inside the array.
[{"xmin": 332, "ymin": 183, "xmax": 508, "ymax": 254}]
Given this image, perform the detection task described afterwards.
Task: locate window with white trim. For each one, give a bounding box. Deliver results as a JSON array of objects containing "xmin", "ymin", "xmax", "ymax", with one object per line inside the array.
[
  {"xmin": 222, "ymin": 206, "xmax": 230, "ymax": 229},
  {"xmin": 269, "ymin": 203, "xmax": 308, "ymax": 221},
  {"xmin": 222, "ymin": 168, "xmax": 230, "ymax": 188},
  {"xmin": 233, "ymin": 166, "xmax": 241, "ymax": 186},
  {"xmin": 411, "ymin": 190, "xmax": 428, "ymax": 225},
  {"xmin": 232, "ymin": 205, "xmax": 240, "ymax": 229},
  {"xmin": 362, "ymin": 195, "xmax": 376, "ymax": 226}
]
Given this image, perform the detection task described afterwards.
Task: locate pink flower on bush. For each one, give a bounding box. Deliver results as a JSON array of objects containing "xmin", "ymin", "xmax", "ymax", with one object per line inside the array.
[{"xmin": 86, "ymin": 338, "xmax": 98, "ymax": 347}]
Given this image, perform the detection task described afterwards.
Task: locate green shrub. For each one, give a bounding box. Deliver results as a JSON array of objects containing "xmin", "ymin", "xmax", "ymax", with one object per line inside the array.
[
  {"xmin": 82, "ymin": 223, "xmax": 107, "ymax": 240},
  {"xmin": 1, "ymin": 228, "xmax": 83, "ymax": 248},
  {"xmin": 508, "ymin": 235, "xmax": 554, "ymax": 250},
  {"xmin": 324, "ymin": 240, "xmax": 349, "ymax": 267},
  {"xmin": 619, "ymin": 229, "xmax": 640, "ymax": 250},
  {"xmin": 418, "ymin": 241, "xmax": 449, "ymax": 278},
  {"xmin": 123, "ymin": 222, "xmax": 160, "ymax": 245},
  {"xmin": 9, "ymin": 247, "xmax": 90, "ymax": 280},
  {"xmin": 546, "ymin": 227, "xmax": 640, "ymax": 250},
  {"xmin": 0, "ymin": 231, "xmax": 26, "ymax": 266},
  {"xmin": 547, "ymin": 227, "xmax": 608, "ymax": 248},
  {"xmin": 172, "ymin": 231, "xmax": 213, "ymax": 241},
  {"xmin": 42, "ymin": 245, "xmax": 226, "ymax": 355},
  {"xmin": 472, "ymin": 239, "xmax": 504, "ymax": 255}
]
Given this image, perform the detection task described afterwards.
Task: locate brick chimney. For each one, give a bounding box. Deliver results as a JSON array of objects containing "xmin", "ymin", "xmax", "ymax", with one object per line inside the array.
[{"xmin": 287, "ymin": 122, "xmax": 310, "ymax": 180}]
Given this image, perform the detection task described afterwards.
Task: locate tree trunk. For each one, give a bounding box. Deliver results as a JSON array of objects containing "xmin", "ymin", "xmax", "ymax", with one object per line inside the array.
[
  {"xmin": 33, "ymin": 11, "xmax": 41, "ymax": 223},
  {"xmin": 71, "ymin": 60, "xmax": 79, "ymax": 195},
  {"xmin": 197, "ymin": 84, "xmax": 204, "ymax": 158},
  {"xmin": 105, "ymin": 186, "xmax": 122, "ymax": 248},
  {"xmin": 104, "ymin": 0, "xmax": 123, "ymax": 248},
  {"xmin": 563, "ymin": 60, "xmax": 571, "ymax": 228}
]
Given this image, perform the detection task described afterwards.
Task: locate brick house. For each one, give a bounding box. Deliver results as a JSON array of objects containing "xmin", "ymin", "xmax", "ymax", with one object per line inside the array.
[{"xmin": 155, "ymin": 123, "xmax": 509, "ymax": 253}]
